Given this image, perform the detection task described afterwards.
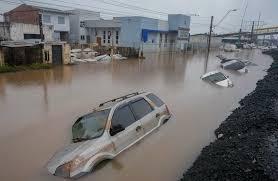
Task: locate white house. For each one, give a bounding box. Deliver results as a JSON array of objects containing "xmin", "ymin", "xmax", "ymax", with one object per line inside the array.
[
  {"xmin": 84, "ymin": 14, "xmax": 191, "ymax": 52},
  {"xmin": 67, "ymin": 9, "xmax": 100, "ymax": 44}
]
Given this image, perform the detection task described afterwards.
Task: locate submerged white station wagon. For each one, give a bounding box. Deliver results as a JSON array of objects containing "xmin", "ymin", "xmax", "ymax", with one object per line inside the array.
[{"xmin": 47, "ymin": 92, "xmax": 171, "ymax": 178}]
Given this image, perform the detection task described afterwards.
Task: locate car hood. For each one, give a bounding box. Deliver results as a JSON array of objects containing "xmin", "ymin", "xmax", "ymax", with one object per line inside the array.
[{"xmin": 47, "ymin": 140, "xmax": 96, "ymax": 174}]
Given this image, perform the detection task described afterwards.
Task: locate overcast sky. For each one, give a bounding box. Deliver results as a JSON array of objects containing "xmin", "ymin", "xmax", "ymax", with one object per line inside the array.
[{"xmin": 0, "ymin": 0, "xmax": 277, "ymax": 34}]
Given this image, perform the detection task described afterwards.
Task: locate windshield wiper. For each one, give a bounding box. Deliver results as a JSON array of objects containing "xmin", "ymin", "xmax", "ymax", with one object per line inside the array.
[{"xmin": 72, "ymin": 137, "xmax": 91, "ymax": 143}]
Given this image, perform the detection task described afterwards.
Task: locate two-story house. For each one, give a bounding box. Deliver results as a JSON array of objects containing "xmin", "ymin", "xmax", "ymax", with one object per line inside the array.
[
  {"xmin": 67, "ymin": 9, "xmax": 100, "ymax": 44},
  {"xmin": 4, "ymin": 4, "xmax": 71, "ymax": 42}
]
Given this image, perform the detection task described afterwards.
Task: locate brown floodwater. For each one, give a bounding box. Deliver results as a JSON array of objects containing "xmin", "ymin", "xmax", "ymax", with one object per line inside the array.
[{"xmin": 0, "ymin": 49, "xmax": 273, "ymax": 181}]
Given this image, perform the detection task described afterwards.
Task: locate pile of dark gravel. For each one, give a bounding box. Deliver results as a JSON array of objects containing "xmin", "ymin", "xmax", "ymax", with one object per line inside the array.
[{"xmin": 180, "ymin": 49, "xmax": 278, "ymax": 181}]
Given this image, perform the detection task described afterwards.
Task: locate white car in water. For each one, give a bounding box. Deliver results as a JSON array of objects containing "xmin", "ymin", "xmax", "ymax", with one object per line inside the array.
[
  {"xmin": 221, "ymin": 60, "xmax": 248, "ymax": 73},
  {"xmin": 201, "ymin": 71, "xmax": 233, "ymax": 87},
  {"xmin": 47, "ymin": 92, "xmax": 171, "ymax": 178}
]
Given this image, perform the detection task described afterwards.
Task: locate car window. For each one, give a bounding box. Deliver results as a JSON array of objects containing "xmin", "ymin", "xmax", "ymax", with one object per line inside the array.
[
  {"xmin": 204, "ymin": 72, "xmax": 227, "ymax": 83},
  {"xmin": 146, "ymin": 93, "xmax": 164, "ymax": 107},
  {"xmin": 130, "ymin": 98, "xmax": 153, "ymax": 120},
  {"xmin": 111, "ymin": 105, "xmax": 136, "ymax": 130},
  {"xmin": 72, "ymin": 109, "xmax": 110, "ymax": 141}
]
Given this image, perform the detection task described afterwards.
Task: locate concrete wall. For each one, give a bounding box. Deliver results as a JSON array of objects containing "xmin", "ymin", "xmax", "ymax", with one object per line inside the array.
[
  {"xmin": 0, "ymin": 22, "xmax": 10, "ymax": 41},
  {"xmin": 5, "ymin": 23, "xmax": 53, "ymax": 42},
  {"xmin": 43, "ymin": 25, "xmax": 54, "ymax": 41},
  {"xmin": 117, "ymin": 17, "xmax": 142, "ymax": 48},
  {"xmin": 43, "ymin": 42, "xmax": 70, "ymax": 64},
  {"xmin": 63, "ymin": 43, "xmax": 71, "ymax": 64},
  {"xmin": 157, "ymin": 20, "xmax": 169, "ymax": 31},
  {"xmin": 10, "ymin": 23, "xmax": 40, "ymax": 41},
  {"xmin": 69, "ymin": 13, "xmax": 80, "ymax": 43},
  {"xmin": 42, "ymin": 12, "xmax": 70, "ymax": 32},
  {"xmin": 68, "ymin": 8, "xmax": 101, "ymax": 43},
  {"xmin": 168, "ymin": 14, "xmax": 191, "ymax": 31}
]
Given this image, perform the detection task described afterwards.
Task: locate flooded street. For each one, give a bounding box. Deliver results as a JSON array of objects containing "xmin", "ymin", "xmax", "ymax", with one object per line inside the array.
[{"xmin": 0, "ymin": 50, "xmax": 273, "ymax": 181}]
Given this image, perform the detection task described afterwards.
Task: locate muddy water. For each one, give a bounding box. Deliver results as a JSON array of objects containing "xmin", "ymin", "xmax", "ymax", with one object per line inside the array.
[{"xmin": 0, "ymin": 50, "xmax": 273, "ymax": 181}]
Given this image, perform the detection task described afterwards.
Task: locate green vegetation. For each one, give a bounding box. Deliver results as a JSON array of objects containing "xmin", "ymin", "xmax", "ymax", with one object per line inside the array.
[{"xmin": 0, "ymin": 63, "xmax": 52, "ymax": 73}]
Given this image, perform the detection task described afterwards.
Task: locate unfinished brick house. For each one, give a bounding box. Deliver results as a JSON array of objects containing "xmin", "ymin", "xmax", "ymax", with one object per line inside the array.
[{"xmin": 4, "ymin": 4, "xmax": 70, "ymax": 42}]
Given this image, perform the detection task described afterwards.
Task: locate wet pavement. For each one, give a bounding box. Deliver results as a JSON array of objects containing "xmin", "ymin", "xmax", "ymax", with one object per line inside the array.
[{"xmin": 0, "ymin": 49, "xmax": 273, "ymax": 181}]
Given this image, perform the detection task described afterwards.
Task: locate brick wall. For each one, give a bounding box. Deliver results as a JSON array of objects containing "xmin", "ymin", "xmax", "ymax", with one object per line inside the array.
[{"xmin": 4, "ymin": 4, "xmax": 39, "ymax": 25}]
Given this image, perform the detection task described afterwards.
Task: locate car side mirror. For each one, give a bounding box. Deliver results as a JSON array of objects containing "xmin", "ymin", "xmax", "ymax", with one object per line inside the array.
[
  {"xmin": 227, "ymin": 75, "xmax": 229, "ymax": 78},
  {"xmin": 110, "ymin": 126, "xmax": 125, "ymax": 136}
]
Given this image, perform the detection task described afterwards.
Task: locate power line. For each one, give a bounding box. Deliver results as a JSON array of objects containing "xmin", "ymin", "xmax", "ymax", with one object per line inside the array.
[
  {"xmin": 90, "ymin": 0, "xmax": 168, "ymax": 15},
  {"xmin": 1, "ymin": 0, "xmax": 147, "ymax": 17},
  {"xmin": 1, "ymin": 0, "xmax": 211, "ymax": 21},
  {"xmin": 23, "ymin": 0, "xmax": 168, "ymax": 17}
]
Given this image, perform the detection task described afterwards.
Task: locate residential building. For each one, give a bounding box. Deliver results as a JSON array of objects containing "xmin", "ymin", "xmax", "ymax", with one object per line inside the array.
[
  {"xmin": 4, "ymin": 4, "xmax": 71, "ymax": 42},
  {"xmin": 84, "ymin": 14, "xmax": 191, "ymax": 52},
  {"xmin": 67, "ymin": 9, "xmax": 100, "ymax": 44}
]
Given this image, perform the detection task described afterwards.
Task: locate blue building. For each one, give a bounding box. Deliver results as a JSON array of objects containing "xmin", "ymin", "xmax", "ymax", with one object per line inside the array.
[{"xmin": 84, "ymin": 14, "xmax": 191, "ymax": 52}]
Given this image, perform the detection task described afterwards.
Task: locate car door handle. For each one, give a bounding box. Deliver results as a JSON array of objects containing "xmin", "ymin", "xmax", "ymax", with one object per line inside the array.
[{"xmin": 136, "ymin": 126, "xmax": 142, "ymax": 132}]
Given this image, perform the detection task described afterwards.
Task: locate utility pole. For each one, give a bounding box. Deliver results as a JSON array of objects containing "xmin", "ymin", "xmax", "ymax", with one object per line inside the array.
[
  {"xmin": 238, "ymin": 2, "xmax": 248, "ymax": 46},
  {"xmin": 250, "ymin": 21, "xmax": 255, "ymax": 43},
  {"xmin": 207, "ymin": 16, "xmax": 214, "ymax": 58},
  {"xmin": 205, "ymin": 16, "xmax": 214, "ymax": 73}
]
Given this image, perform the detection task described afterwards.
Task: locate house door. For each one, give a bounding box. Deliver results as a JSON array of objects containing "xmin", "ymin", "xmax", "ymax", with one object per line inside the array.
[
  {"xmin": 86, "ymin": 35, "xmax": 90, "ymax": 44},
  {"xmin": 52, "ymin": 45, "xmax": 63, "ymax": 65},
  {"xmin": 97, "ymin": 37, "xmax": 101, "ymax": 46}
]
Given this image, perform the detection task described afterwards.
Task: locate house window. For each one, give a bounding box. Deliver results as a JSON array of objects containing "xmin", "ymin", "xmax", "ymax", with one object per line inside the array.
[
  {"xmin": 80, "ymin": 21, "xmax": 85, "ymax": 27},
  {"xmin": 80, "ymin": 35, "xmax": 85, "ymax": 40},
  {"xmin": 58, "ymin": 16, "xmax": 65, "ymax": 24},
  {"xmin": 107, "ymin": 31, "xmax": 111, "ymax": 44},
  {"xmin": 103, "ymin": 31, "xmax": 106, "ymax": 44},
  {"xmin": 24, "ymin": 34, "xmax": 41, "ymax": 39},
  {"xmin": 43, "ymin": 15, "xmax": 51, "ymax": 23},
  {"xmin": 116, "ymin": 31, "xmax": 119, "ymax": 44}
]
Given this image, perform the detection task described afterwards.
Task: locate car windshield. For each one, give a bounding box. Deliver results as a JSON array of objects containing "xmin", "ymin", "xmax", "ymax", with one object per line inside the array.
[
  {"xmin": 205, "ymin": 72, "xmax": 227, "ymax": 83},
  {"xmin": 72, "ymin": 109, "xmax": 110, "ymax": 142}
]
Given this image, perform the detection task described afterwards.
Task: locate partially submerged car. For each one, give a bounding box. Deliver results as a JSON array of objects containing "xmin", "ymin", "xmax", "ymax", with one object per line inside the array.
[
  {"xmin": 216, "ymin": 55, "xmax": 248, "ymax": 73},
  {"xmin": 201, "ymin": 71, "xmax": 233, "ymax": 87},
  {"xmin": 221, "ymin": 60, "xmax": 248, "ymax": 73},
  {"xmin": 216, "ymin": 55, "xmax": 235, "ymax": 64},
  {"xmin": 47, "ymin": 92, "xmax": 171, "ymax": 178}
]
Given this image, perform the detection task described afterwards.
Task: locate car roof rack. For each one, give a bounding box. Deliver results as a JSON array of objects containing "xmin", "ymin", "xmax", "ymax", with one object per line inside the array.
[{"xmin": 99, "ymin": 92, "xmax": 144, "ymax": 107}]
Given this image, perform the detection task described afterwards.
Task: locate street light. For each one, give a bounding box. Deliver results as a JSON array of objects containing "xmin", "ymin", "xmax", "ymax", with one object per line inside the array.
[
  {"xmin": 204, "ymin": 9, "xmax": 238, "ymax": 73},
  {"xmin": 214, "ymin": 9, "xmax": 238, "ymax": 28}
]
